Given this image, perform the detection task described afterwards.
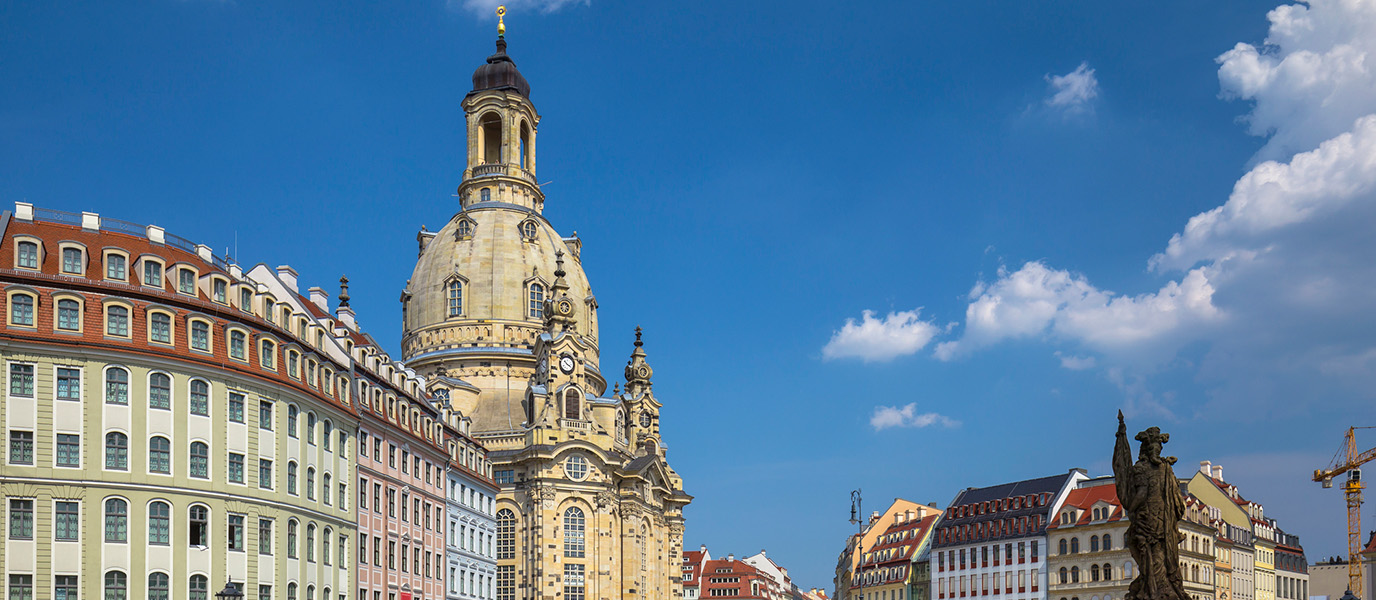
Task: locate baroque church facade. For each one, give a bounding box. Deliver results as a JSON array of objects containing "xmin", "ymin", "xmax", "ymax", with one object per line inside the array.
[{"xmin": 400, "ymin": 25, "xmax": 691, "ymax": 600}]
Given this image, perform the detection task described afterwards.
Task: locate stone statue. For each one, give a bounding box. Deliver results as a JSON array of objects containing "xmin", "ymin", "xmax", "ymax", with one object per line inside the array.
[{"xmin": 1113, "ymin": 411, "xmax": 1190, "ymax": 600}]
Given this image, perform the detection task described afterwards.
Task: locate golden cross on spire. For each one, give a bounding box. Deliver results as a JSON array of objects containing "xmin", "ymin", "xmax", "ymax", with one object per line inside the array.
[{"xmin": 496, "ymin": 5, "xmax": 506, "ymax": 37}]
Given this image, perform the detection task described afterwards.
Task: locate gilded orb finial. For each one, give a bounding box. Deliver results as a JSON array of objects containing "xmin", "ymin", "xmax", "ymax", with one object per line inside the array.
[{"xmin": 496, "ymin": 5, "xmax": 506, "ymax": 38}]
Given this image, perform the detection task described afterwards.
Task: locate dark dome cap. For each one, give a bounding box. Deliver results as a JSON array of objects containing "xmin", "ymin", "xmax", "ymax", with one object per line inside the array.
[{"xmin": 471, "ymin": 38, "xmax": 531, "ymax": 97}]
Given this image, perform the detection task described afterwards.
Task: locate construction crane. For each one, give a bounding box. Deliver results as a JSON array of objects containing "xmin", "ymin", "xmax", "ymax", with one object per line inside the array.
[{"xmin": 1314, "ymin": 427, "xmax": 1376, "ymax": 598}]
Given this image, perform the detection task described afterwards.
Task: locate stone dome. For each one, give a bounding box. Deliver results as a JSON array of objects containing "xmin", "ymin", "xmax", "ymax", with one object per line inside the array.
[
  {"xmin": 402, "ymin": 202, "xmax": 599, "ymax": 369},
  {"xmin": 471, "ymin": 38, "xmax": 531, "ymax": 98}
]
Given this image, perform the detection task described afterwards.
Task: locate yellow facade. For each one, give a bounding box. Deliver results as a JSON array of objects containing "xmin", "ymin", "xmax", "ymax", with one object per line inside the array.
[{"xmin": 404, "ymin": 32, "xmax": 690, "ymax": 600}]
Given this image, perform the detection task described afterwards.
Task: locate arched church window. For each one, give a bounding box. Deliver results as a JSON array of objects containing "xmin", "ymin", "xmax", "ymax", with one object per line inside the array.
[
  {"xmin": 520, "ymin": 121, "xmax": 532, "ymax": 170},
  {"xmin": 564, "ymin": 389, "xmax": 580, "ymax": 420},
  {"xmin": 616, "ymin": 410, "xmax": 626, "ymax": 442},
  {"xmin": 496, "ymin": 509, "xmax": 515, "ymax": 560},
  {"xmin": 563, "ymin": 507, "xmax": 585, "ymax": 558},
  {"xmin": 480, "ymin": 188, "xmax": 491, "ymax": 203},
  {"xmin": 528, "ymin": 284, "xmax": 545, "ymax": 319},
  {"xmin": 480, "ymin": 113, "xmax": 502, "ymax": 164},
  {"xmin": 448, "ymin": 281, "xmax": 463, "ymax": 318},
  {"xmin": 1071, "ymin": 537, "xmax": 1079, "ymax": 553}
]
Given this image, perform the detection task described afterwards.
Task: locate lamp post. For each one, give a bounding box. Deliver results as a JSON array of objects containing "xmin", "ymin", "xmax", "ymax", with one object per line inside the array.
[
  {"xmin": 215, "ymin": 580, "xmax": 243, "ymax": 600},
  {"xmin": 849, "ymin": 489, "xmax": 863, "ymax": 600}
]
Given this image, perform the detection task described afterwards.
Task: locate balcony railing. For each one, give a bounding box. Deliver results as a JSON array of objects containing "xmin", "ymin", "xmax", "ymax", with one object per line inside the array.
[{"xmin": 468, "ymin": 163, "xmax": 537, "ymax": 185}]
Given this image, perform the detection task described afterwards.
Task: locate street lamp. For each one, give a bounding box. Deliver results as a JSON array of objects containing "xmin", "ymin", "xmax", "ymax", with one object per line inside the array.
[
  {"xmin": 215, "ymin": 580, "xmax": 243, "ymax": 600},
  {"xmin": 849, "ymin": 489, "xmax": 863, "ymax": 535}
]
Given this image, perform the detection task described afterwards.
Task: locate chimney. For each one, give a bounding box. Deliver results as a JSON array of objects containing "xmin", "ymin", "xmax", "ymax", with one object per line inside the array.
[
  {"xmin": 869, "ymin": 511, "xmax": 880, "ymax": 525},
  {"xmin": 308, "ymin": 287, "xmax": 329, "ymax": 312},
  {"xmin": 759, "ymin": 549, "xmax": 766, "ymax": 557},
  {"xmin": 1213, "ymin": 465, "xmax": 1223, "ymax": 481},
  {"xmin": 701, "ymin": 544, "xmax": 707, "ymax": 552},
  {"xmin": 276, "ymin": 265, "xmax": 299, "ymax": 293},
  {"xmin": 728, "ymin": 554, "xmax": 734, "ymax": 562},
  {"xmin": 1200, "ymin": 460, "xmax": 1212, "ymax": 477},
  {"xmin": 337, "ymin": 306, "xmax": 357, "ymax": 331}
]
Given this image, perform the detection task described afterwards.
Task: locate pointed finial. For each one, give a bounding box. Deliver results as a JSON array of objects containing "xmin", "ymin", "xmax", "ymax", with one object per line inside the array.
[
  {"xmin": 634, "ymin": 326, "xmax": 643, "ymax": 347},
  {"xmin": 614, "ymin": 382, "xmax": 621, "ymax": 395},
  {"xmin": 496, "ymin": 5, "xmax": 506, "ymax": 38},
  {"xmin": 339, "ymin": 275, "xmax": 351, "ymax": 307},
  {"xmin": 554, "ymin": 250, "xmax": 566, "ymax": 278}
]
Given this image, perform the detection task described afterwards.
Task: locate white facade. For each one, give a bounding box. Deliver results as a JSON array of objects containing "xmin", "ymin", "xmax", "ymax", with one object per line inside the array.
[{"xmin": 447, "ymin": 468, "xmax": 498, "ymax": 600}]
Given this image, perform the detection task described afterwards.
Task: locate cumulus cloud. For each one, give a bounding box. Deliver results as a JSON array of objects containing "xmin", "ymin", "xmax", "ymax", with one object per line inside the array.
[
  {"xmin": 1044, "ymin": 62, "xmax": 1099, "ymax": 113},
  {"xmin": 932, "ymin": 262, "xmax": 1220, "ymax": 362},
  {"xmin": 822, "ymin": 309, "xmax": 941, "ymax": 363},
  {"xmin": 848, "ymin": 0, "xmax": 1376, "ymax": 415},
  {"xmin": 449, "ymin": 0, "xmax": 588, "ymax": 16},
  {"xmin": 1216, "ymin": 0, "xmax": 1376, "ymax": 160},
  {"xmin": 870, "ymin": 403, "xmax": 960, "ymax": 431}
]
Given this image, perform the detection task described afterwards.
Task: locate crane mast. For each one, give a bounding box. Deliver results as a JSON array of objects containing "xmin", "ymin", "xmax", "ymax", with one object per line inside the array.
[{"xmin": 1314, "ymin": 427, "xmax": 1376, "ymax": 598}]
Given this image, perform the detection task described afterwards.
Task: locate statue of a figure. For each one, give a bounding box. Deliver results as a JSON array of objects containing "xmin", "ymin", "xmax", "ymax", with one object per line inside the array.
[{"xmin": 1113, "ymin": 411, "xmax": 1190, "ymax": 600}]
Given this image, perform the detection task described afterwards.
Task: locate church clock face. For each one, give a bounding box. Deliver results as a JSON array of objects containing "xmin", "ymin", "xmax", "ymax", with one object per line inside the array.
[
  {"xmin": 559, "ymin": 354, "xmax": 576, "ymax": 374},
  {"xmin": 558, "ymin": 300, "xmax": 573, "ymax": 315},
  {"xmin": 640, "ymin": 411, "xmax": 652, "ymax": 428}
]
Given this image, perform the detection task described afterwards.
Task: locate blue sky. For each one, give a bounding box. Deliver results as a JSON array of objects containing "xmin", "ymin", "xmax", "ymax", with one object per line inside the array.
[{"xmin": 5, "ymin": 0, "xmax": 1376, "ymax": 588}]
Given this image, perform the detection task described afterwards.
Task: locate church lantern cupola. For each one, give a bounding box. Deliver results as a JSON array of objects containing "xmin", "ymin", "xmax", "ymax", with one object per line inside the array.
[{"xmin": 460, "ymin": 6, "xmax": 542, "ymax": 212}]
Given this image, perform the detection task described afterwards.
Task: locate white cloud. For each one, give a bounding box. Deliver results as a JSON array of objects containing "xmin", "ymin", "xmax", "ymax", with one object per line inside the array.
[
  {"xmin": 1044, "ymin": 62, "xmax": 1099, "ymax": 113},
  {"xmin": 1217, "ymin": 0, "xmax": 1376, "ymax": 161},
  {"xmin": 1056, "ymin": 352, "xmax": 1097, "ymax": 370},
  {"xmin": 870, "ymin": 403, "xmax": 960, "ymax": 431},
  {"xmin": 449, "ymin": 0, "xmax": 588, "ymax": 16},
  {"xmin": 899, "ymin": 0, "xmax": 1376, "ymax": 415},
  {"xmin": 822, "ymin": 309, "xmax": 940, "ymax": 363},
  {"xmin": 932, "ymin": 262, "xmax": 1220, "ymax": 362}
]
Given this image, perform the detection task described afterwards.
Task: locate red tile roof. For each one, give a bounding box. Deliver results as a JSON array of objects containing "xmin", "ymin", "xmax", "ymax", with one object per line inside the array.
[{"xmin": 1047, "ymin": 484, "xmax": 1123, "ymax": 530}]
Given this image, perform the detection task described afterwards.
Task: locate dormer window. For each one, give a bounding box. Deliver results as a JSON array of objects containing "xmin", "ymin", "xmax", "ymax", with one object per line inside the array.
[
  {"xmin": 528, "ymin": 283, "xmax": 545, "ymax": 319},
  {"xmin": 457, "ymin": 219, "xmax": 474, "ymax": 239},
  {"xmin": 60, "ymin": 247, "xmax": 83, "ymax": 274},
  {"xmin": 105, "ymin": 252, "xmax": 127, "ymax": 280},
  {"xmin": 447, "ymin": 281, "xmax": 463, "ymax": 317},
  {"xmin": 239, "ymin": 289, "xmax": 253, "ymax": 312},
  {"xmin": 212, "ymin": 278, "xmax": 228, "ymax": 304},
  {"xmin": 16, "ymin": 241, "xmax": 38, "ymax": 269},
  {"xmin": 143, "ymin": 260, "xmax": 163, "ymax": 287},
  {"xmin": 178, "ymin": 268, "xmax": 196, "ymax": 295},
  {"xmin": 520, "ymin": 220, "xmax": 538, "ymax": 240}
]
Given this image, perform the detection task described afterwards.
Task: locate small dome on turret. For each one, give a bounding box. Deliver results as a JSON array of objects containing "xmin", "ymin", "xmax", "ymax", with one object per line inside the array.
[{"xmin": 471, "ymin": 38, "xmax": 531, "ymax": 98}]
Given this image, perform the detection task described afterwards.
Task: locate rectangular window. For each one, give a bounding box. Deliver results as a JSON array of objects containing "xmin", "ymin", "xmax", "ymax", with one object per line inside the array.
[
  {"xmin": 374, "ymin": 438, "xmax": 381, "ymax": 459},
  {"xmin": 388, "ymin": 541, "xmax": 396, "ymax": 569},
  {"xmin": 495, "ymin": 469, "xmax": 514, "ymax": 484},
  {"xmin": 56, "ymin": 367, "xmax": 80, "ymax": 400},
  {"xmin": 179, "ymin": 268, "xmax": 195, "ymax": 294},
  {"xmin": 9, "ymin": 364, "xmax": 35, "ymax": 398},
  {"xmin": 374, "ymin": 484, "xmax": 382, "ymax": 513},
  {"xmin": 228, "ymin": 514, "xmax": 244, "ymax": 551},
  {"xmin": 374, "ymin": 536, "xmax": 382, "ymax": 566},
  {"xmin": 191, "ymin": 321, "xmax": 210, "ymax": 352},
  {"xmin": 259, "ymin": 459, "xmax": 273, "ymax": 489},
  {"xmin": 9, "ymin": 575, "xmax": 33, "ymax": 600},
  {"xmin": 401, "ymin": 544, "xmax": 408, "ymax": 572},
  {"xmin": 8, "ymin": 499, "xmax": 33, "ymax": 539},
  {"xmin": 106, "ymin": 254, "xmax": 126, "ymax": 280},
  {"xmin": 228, "ymin": 453, "xmax": 245, "ymax": 484},
  {"xmin": 56, "ymin": 434, "xmax": 80, "ymax": 467},
  {"xmin": 55, "ymin": 501, "xmax": 79, "ymax": 541},
  {"xmin": 259, "ymin": 586, "xmax": 271, "ymax": 600},
  {"xmin": 16, "ymin": 243, "xmax": 38, "ymax": 269},
  {"xmin": 563, "ymin": 564, "xmax": 586, "ymax": 600},
  {"xmin": 260, "ymin": 400, "xmax": 273, "ymax": 429},
  {"xmin": 402, "ymin": 451, "xmax": 410, "ymax": 473},
  {"xmin": 389, "ymin": 444, "xmax": 396, "ymax": 467},
  {"xmin": 150, "ymin": 313, "xmax": 171, "ymax": 344},
  {"xmin": 143, "ymin": 261, "xmax": 163, "ymax": 287},
  {"xmin": 229, "ymin": 393, "xmax": 245, "ymax": 423},
  {"xmin": 9, "ymin": 430, "xmax": 34, "ymax": 465},
  {"xmin": 54, "ymin": 577, "xmax": 77, "ymax": 600},
  {"xmin": 359, "ymin": 433, "xmax": 368, "ymax": 457},
  {"xmin": 61, "ymin": 247, "xmax": 82, "ymax": 274},
  {"xmin": 388, "ymin": 489, "xmax": 396, "ymax": 517},
  {"xmin": 260, "ymin": 519, "xmax": 273, "ymax": 555},
  {"xmin": 401, "ymin": 492, "xmax": 409, "ymax": 522}
]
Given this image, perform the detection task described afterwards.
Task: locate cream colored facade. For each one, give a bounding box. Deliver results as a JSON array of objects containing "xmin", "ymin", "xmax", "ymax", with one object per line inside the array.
[{"xmin": 403, "ymin": 32, "xmax": 689, "ymax": 600}]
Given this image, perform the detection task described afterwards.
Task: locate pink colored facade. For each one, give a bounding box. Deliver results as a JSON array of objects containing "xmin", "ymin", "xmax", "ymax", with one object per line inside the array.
[{"xmin": 355, "ymin": 358, "xmax": 451, "ymax": 600}]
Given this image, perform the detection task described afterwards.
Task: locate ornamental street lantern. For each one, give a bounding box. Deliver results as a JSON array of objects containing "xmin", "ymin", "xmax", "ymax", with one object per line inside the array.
[{"xmin": 215, "ymin": 580, "xmax": 243, "ymax": 600}]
